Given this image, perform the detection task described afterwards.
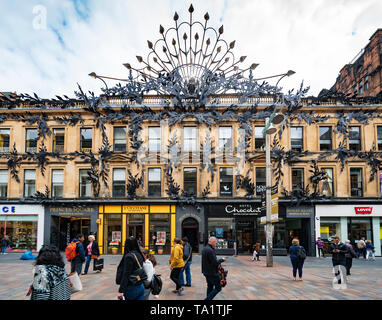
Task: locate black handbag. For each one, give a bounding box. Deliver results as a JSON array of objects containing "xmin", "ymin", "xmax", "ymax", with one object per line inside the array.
[
  {"xmin": 93, "ymin": 258, "xmax": 104, "ymax": 271},
  {"xmin": 128, "ymin": 253, "xmax": 148, "ymax": 286}
]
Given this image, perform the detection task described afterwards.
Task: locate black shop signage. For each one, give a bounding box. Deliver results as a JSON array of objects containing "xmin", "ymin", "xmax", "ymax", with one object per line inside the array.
[
  {"xmin": 286, "ymin": 206, "xmax": 314, "ymax": 218},
  {"xmin": 210, "ymin": 204, "xmax": 262, "ymax": 216},
  {"xmin": 48, "ymin": 206, "xmax": 96, "ymax": 217}
]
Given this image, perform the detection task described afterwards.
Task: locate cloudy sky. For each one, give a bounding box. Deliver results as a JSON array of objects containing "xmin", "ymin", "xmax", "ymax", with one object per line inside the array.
[{"xmin": 0, "ymin": 0, "xmax": 381, "ymax": 98}]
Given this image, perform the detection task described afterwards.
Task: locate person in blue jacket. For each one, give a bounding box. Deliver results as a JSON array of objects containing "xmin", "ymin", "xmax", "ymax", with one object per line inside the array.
[
  {"xmin": 70, "ymin": 234, "xmax": 85, "ymax": 275},
  {"xmin": 289, "ymin": 238, "xmax": 306, "ymax": 281}
]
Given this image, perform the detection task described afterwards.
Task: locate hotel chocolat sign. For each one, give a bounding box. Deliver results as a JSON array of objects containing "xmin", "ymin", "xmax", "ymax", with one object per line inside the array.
[{"xmin": 224, "ymin": 204, "xmax": 262, "ymax": 216}]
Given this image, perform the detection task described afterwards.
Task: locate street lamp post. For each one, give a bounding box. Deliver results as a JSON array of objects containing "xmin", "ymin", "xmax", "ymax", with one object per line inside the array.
[{"xmin": 263, "ymin": 70, "xmax": 295, "ymax": 267}]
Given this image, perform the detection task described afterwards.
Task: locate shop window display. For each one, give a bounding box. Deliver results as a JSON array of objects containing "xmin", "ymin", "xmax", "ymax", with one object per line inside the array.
[
  {"xmin": 149, "ymin": 214, "xmax": 170, "ymax": 254},
  {"xmin": 207, "ymin": 218, "xmax": 235, "ymax": 249},
  {"xmin": 320, "ymin": 218, "xmax": 341, "ymax": 252},
  {"xmin": 103, "ymin": 214, "xmax": 122, "ymax": 254},
  {"xmin": 0, "ymin": 215, "xmax": 38, "ymax": 250}
]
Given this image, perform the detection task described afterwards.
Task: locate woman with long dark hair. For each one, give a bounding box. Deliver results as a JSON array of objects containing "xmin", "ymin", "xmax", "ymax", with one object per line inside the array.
[
  {"xmin": 28, "ymin": 245, "xmax": 71, "ymax": 300},
  {"xmin": 117, "ymin": 236, "xmax": 146, "ymax": 300}
]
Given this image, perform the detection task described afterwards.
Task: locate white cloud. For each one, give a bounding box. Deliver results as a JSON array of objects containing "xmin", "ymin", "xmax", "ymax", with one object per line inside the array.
[{"xmin": 0, "ymin": 0, "xmax": 381, "ymax": 98}]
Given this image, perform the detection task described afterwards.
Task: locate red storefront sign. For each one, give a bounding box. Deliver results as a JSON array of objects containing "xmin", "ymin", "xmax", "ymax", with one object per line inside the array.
[{"xmin": 354, "ymin": 207, "xmax": 373, "ymax": 214}]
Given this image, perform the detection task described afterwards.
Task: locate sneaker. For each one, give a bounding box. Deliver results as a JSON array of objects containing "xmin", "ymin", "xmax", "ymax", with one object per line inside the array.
[
  {"xmin": 298, "ymin": 278, "xmax": 303, "ymax": 281},
  {"xmin": 293, "ymin": 277, "xmax": 296, "ymax": 281},
  {"xmin": 172, "ymin": 290, "xmax": 178, "ymax": 294},
  {"xmin": 81, "ymin": 273, "xmax": 87, "ymax": 275},
  {"xmin": 185, "ymin": 284, "xmax": 191, "ymax": 287},
  {"xmin": 177, "ymin": 290, "xmax": 184, "ymax": 296}
]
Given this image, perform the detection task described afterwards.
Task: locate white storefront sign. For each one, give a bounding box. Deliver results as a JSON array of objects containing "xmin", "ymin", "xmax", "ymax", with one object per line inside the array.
[{"xmin": 0, "ymin": 204, "xmax": 45, "ymax": 251}]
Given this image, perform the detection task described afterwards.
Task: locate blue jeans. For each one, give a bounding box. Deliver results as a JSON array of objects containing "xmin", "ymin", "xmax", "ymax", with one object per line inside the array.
[
  {"xmin": 1, "ymin": 246, "xmax": 7, "ymax": 254},
  {"xmin": 179, "ymin": 261, "xmax": 192, "ymax": 286},
  {"xmin": 84, "ymin": 255, "xmax": 92, "ymax": 274},
  {"xmin": 124, "ymin": 284, "xmax": 145, "ymax": 300},
  {"xmin": 291, "ymin": 258, "xmax": 304, "ymax": 278},
  {"xmin": 71, "ymin": 262, "xmax": 83, "ymax": 275},
  {"xmin": 204, "ymin": 275, "xmax": 222, "ymax": 300}
]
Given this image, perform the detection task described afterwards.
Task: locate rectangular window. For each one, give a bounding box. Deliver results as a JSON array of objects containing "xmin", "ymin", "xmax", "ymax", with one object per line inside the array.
[
  {"xmin": 24, "ymin": 169, "xmax": 36, "ymax": 197},
  {"xmin": 359, "ymin": 80, "xmax": 363, "ymax": 95},
  {"xmin": 25, "ymin": 129, "xmax": 37, "ymax": 153},
  {"xmin": 350, "ymin": 168, "xmax": 363, "ymax": 197},
  {"xmin": 291, "ymin": 127, "xmax": 303, "ymax": 152},
  {"xmin": 319, "ymin": 127, "xmax": 332, "ymax": 151},
  {"xmin": 255, "ymin": 126, "xmax": 265, "ymax": 150},
  {"xmin": 0, "ymin": 129, "xmax": 10, "ymax": 153},
  {"xmin": 255, "ymin": 167, "xmax": 266, "ymax": 196},
  {"xmin": 149, "ymin": 214, "xmax": 171, "ymax": 254},
  {"xmin": 219, "ymin": 127, "xmax": 233, "ymax": 151},
  {"xmin": 378, "ymin": 126, "xmax": 382, "ymax": 150},
  {"xmin": 220, "ymin": 167, "xmax": 233, "ymax": 197},
  {"xmin": 80, "ymin": 128, "xmax": 92, "ymax": 151},
  {"xmin": 207, "ymin": 218, "xmax": 235, "ymax": 249},
  {"xmin": 349, "ymin": 126, "xmax": 361, "ymax": 151},
  {"xmin": 148, "ymin": 168, "xmax": 161, "ymax": 197},
  {"xmin": 79, "ymin": 169, "xmax": 91, "ymax": 198},
  {"xmin": 51, "ymin": 169, "xmax": 64, "ymax": 198},
  {"xmin": 364, "ymin": 76, "xmax": 369, "ymax": 91},
  {"xmin": 112, "ymin": 168, "xmax": 126, "ymax": 197},
  {"xmin": 114, "ymin": 127, "xmax": 127, "ymax": 152},
  {"xmin": 183, "ymin": 167, "xmax": 197, "ymax": 195},
  {"xmin": 291, "ymin": 168, "xmax": 304, "ymax": 191},
  {"xmin": 0, "ymin": 170, "xmax": 8, "ymax": 198},
  {"xmin": 321, "ymin": 168, "xmax": 334, "ymax": 197},
  {"xmin": 0, "ymin": 215, "xmax": 38, "ymax": 250},
  {"xmin": 148, "ymin": 127, "xmax": 161, "ymax": 152},
  {"xmin": 52, "ymin": 128, "xmax": 65, "ymax": 152},
  {"xmin": 183, "ymin": 127, "xmax": 197, "ymax": 152}
]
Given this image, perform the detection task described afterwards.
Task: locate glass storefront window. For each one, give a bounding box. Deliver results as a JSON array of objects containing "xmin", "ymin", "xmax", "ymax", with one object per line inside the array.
[
  {"xmin": 207, "ymin": 218, "xmax": 235, "ymax": 249},
  {"xmin": 320, "ymin": 218, "xmax": 341, "ymax": 251},
  {"xmin": 273, "ymin": 217, "xmax": 286, "ymax": 248},
  {"xmin": 149, "ymin": 214, "xmax": 170, "ymax": 254},
  {"xmin": 0, "ymin": 215, "xmax": 38, "ymax": 250},
  {"xmin": 103, "ymin": 214, "xmax": 122, "ymax": 254},
  {"xmin": 348, "ymin": 218, "xmax": 372, "ymax": 244}
]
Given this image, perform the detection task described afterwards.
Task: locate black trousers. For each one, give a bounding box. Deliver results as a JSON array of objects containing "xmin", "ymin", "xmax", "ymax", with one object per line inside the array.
[
  {"xmin": 317, "ymin": 248, "xmax": 325, "ymax": 257},
  {"xmin": 170, "ymin": 268, "xmax": 182, "ymax": 290},
  {"xmin": 345, "ymin": 258, "xmax": 353, "ymax": 275}
]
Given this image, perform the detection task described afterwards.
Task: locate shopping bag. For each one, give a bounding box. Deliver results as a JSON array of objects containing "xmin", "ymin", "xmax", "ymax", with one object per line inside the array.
[
  {"xmin": 68, "ymin": 272, "xmax": 83, "ymax": 293},
  {"xmin": 93, "ymin": 258, "xmax": 104, "ymax": 271}
]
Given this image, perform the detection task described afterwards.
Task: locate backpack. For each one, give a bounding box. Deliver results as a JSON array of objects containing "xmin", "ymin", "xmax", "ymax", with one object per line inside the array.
[
  {"xmin": 65, "ymin": 241, "xmax": 79, "ymax": 262},
  {"xmin": 150, "ymin": 274, "xmax": 162, "ymax": 295},
  {"xmin": 296, "ymin": 246, "xmax": 306, "ymax": 260}
]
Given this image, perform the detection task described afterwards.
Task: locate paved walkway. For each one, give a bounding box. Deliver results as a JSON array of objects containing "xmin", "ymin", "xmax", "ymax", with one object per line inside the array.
[{"xmin": 0, "ymin": 253, "xmax": 381, "ymax": 300}]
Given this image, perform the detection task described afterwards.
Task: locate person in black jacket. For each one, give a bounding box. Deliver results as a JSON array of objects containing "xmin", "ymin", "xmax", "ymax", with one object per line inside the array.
[
  {"xmin": 179, "ymin": 237, "xmax": 192, "ymax": 288},
  {"xmin": 201, "ymin": 236, "xmax": 226, "ymax": 300},
  {"xmin": 328, "ymin": 236, "xmax": 348, "ymax": 284},
  {"xmin": 82, "ymin": 234, "xmax": 100, "ymax": 275},
  {"xmin": 117, "ymin": 236, "xmax": 146, "ymax": 301},
  {"xmin": 70, "ymin": 234, "xmax": 85, "ymax": 276}
]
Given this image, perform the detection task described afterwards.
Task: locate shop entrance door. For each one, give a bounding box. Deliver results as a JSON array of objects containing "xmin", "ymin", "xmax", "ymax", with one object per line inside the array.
[
  {"xmin": 127, "ymin": 225, "xmax": 144, "ymax": 247},
  {"xmin": 286, "ymin": 218, "xmax": 311, "ymax": 255},
  {"xmin": 236, "ymin": 220, "xmax": 255, "ymax": 254},
  {"xmin": 53, "ymin": 216, "xmax": 91, "ymax": 251},
  {"xmin": 182, "ymin": 218, "xmax": 199, "ymax": 253}
]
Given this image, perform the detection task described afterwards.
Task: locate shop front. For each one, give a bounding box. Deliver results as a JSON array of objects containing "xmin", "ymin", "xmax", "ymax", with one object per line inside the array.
[
  {"xmin": 98, "ymin": 204, "xmax": 176, "ymax": 255},
  {"xmin": 315, "ymin": 204, "xmax": 382, "ymax": 256},
  {"xmin": 44, "ymin": 205, "xmax": 98, "ymax": 251},
  {"xmin": 176, "ymin": 205, "xmax": 205, "ymax": 254},
  {"xmin": 205, "ymin": 202, "xmax": 288, "ymax": 255},
  {"xmin": 285, "ymin": 206, "xmax": 315, "ymax": 256},
  {"xmin": 0, "ymin": 204, "xmax": 44, "ymax": 252}
]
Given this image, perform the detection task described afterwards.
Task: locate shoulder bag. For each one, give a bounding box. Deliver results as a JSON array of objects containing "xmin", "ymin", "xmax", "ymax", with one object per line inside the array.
[{"xmin": 128, "ymin": 253, "xmax": 148, "ymax": 286}]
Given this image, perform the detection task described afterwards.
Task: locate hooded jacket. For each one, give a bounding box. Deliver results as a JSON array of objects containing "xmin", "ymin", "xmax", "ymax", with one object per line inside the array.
[{"xmin": 170, "ymin": 244, "xmax": 185, "ymax": 269}]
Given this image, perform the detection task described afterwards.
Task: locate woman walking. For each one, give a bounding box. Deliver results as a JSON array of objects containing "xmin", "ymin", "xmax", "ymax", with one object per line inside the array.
[
  {"xmin": 27, "ymin": 245, "xmax": 71, "ymax": 300},
  {"xmin": 344, "ymin": 240, "xmax": 357, "ymax": 275},
  {"xmin": 117, "ymin": 237, "xmax": 146, "ymax": 300},
  {"xmin": 170, "ymin": 238, "xmax": 185, "ymax": 296},
  {"xmin": 289, "ymin": 239, "xmax": 306, "ymax": 281},
  {"xmin": 141, "ymin": 248, "xmax": 157, "ymax": 300},
  {"xmin": 366, "ymin": 240, "xmax": 376, "ymax": 261},
  {"xmin": 82, "ymin": 235, "xmax": 100, "ymax": 275}
]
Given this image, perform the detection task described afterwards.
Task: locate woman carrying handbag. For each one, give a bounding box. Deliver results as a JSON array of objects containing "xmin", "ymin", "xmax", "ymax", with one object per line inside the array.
[
  {"xmin": 83, "ymin": 234, "xmax": 101, "ymax": 275},
  {"xmin": 117, "ymin": 236, "xmax": 147, "ymax": 300}
]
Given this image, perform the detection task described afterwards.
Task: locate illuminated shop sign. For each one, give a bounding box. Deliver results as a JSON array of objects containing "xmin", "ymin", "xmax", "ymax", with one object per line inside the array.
[{"xmin": 354, "ymin": 207, "xmax": 373, "ymax": 214}]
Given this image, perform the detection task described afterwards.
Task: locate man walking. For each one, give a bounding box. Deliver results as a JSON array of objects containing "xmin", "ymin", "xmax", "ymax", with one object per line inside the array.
[
  {"xmin": 179, "ymin": 237, "xmax": 192, "ymax": 288},
  {"xmin": 68, "ymin": 234, "xmax": 85, "ymax": 275},
  {"xmin": 344, "ymin": 240, "xmax": 357, "ymax": 276},
  {"xmin": 328, "ymin": 236, "xmax": 348, "ymax": 284},
  {"xmin": 315, "ymin": 237, "xmax": 325, "ymax": 258},
  {"xmin": 357, "ymin": 237, "xmax": 366, "ymax": 259},
  {"xmin": 201, "ymin": 236, "xmax": 226, "ymax": 300}
]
